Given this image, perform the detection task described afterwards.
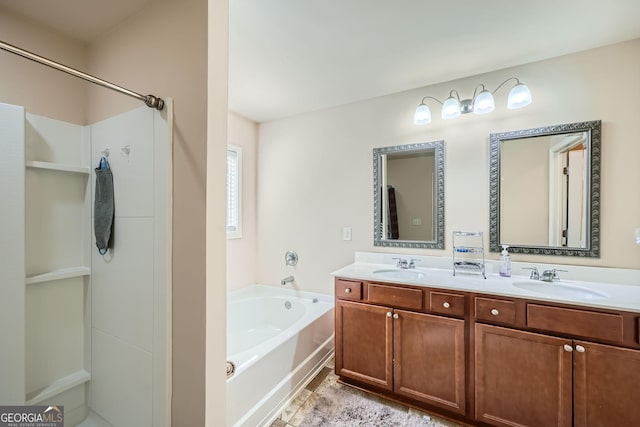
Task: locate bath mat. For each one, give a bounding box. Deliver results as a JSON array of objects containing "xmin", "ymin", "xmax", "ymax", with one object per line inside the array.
[{"xmin": 297, "ymin": 382, "xmax": 460, "ymax": 427}]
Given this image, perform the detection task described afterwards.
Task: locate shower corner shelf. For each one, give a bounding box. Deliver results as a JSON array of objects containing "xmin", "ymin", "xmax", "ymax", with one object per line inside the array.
[
  {"xmin": 26, "ymin": 160, "xmax": 90, "ymax": 175},
  {"xmin": 26, "ymin": 266, "xmax": 90, "ymax": 285},
  {"xmin": 25, "ymin": 369, "xmax": 90, "ymax": 406}
]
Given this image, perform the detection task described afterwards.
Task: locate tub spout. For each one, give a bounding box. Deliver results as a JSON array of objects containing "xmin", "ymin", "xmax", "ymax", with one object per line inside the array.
[{"xmin": 281, "ymin": 275, "xmax": 294, "ymax": 286}]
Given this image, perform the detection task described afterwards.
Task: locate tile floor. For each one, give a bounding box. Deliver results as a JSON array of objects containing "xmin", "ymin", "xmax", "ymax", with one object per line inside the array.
[{"xmin": 269, "ymin": 358, "xmax": 463, "ymax": 427}]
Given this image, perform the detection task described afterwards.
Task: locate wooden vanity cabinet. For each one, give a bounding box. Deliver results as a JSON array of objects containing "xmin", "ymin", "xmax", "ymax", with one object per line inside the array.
[
  {"xmin": 475, "ymin": 323, "xmax": 640, "ymax": 427},
  {"xmin": 573, "ymin": 340, "xmax": 640, "ymax": 426},
  {"xmin": 335, "ymin": 280, "xmax": 466, "ymax": 416},
  {"xmin": 335, "ymin": 299, "xmax": 393, "ymax": 390},
  {"xmin": 393, "ymin": 309, "xmax": 465, "ymax": 414},
  {"xmin": 475, "ymin": 323, "xmax": 573, "ymax": 427},
  {"xmin": 335, "ymin": 277, "xmax": 640, "ymax": 426},
  {"xmin": 474, "ymin": 298, "xmax": 640, "ymax": 427}
]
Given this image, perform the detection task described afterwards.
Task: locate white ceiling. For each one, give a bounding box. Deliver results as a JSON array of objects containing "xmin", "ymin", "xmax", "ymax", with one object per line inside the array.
[
  {"xmin": 230, "ymin": 0, "xmax": 640, "ymax": 122},
  {"xmin": 0, "ymin": 0, "xmax": 156, "ymax": 43},
  {"xmin": 2, "ymin": 1, "xmax": 639, "ymax": 123}
]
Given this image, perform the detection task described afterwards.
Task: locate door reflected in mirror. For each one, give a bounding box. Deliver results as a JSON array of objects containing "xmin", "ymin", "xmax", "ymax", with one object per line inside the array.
[
  {"xmin": 374, "ymin": 141, "xmax": 445, "ymax": 249},
  {"xmin": 489, "ymin": 121, "xmax": 601, "ymax": 257}
]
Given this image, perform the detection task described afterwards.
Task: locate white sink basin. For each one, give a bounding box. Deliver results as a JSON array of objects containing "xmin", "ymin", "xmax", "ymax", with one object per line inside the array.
[
  {"xmin": 373, "ymin": 269, "xmax": 426, "ymax": 281},
  {"xmin": 513, "ymin": 280, "xmax": 608, "ymax": 300}
]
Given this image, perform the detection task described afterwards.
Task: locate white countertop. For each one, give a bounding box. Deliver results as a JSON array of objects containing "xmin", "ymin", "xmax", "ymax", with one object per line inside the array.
[{"xmin": 331, "ymin": 261, "xmax": 640, "ymax": 314}]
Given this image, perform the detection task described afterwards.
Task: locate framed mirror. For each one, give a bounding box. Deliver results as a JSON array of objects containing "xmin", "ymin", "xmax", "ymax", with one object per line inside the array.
[
  {"xmin": 373, "ymin": 141, "xmax": 445, "ymax": 249},
  {"xmin": 489, "ymin": 120, "xmax": 601, "ymax": 256}
]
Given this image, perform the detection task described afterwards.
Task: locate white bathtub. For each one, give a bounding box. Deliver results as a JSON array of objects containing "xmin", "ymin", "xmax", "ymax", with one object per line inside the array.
[{"xmin": 226, "ymin": 285, "xmax": 334, "ymax": 427}]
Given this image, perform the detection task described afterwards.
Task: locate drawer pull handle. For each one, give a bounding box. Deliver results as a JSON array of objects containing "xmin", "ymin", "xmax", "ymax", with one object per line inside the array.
[
  {"xmin": 564, "ymin": 344, "xmax": 573, "ymax": 352},
  {"xmin": 386, "ymin": 312, "xmax": 392, "ymax": 317},
  {"xmin": 575, "ymin": 345, "xmax": 586, "ymax": 353},
  {"xmin": 345, "ymin": 288, "xmax": 351, "ymax": 293},
  {"xmin": 490, "ymin": 308, "xmax": 499, "ymax": 316},
  {"xmin": 443, "ymin": 302, "xmax": 451, "ymax": 309},
  {"xmin": 393, "ymin": 313, "xmax": 399, "ymax": 319}
]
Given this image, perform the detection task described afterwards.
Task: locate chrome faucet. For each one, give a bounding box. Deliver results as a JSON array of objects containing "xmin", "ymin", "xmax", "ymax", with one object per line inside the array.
[
  {"xmin": 281, "ymin": 275, "xmax": 294, "ymax": 286},
  {"xmin": 540, "ymin": 268, "xmax": 568, "ymax": 282},
  {"xmin": 524, "ymin": 266, "xmax": 568, "ymax": 282},
  {"xmin": 392, "ymin": 257, "xmax": 408, "ymax": 268},
  {"xmin": 523, "ymin": 267, "xmax": 540, "ymax": 280},
  {"xmin": 392, "ymin": 257, "xmax": 419, "ymax": 269}
]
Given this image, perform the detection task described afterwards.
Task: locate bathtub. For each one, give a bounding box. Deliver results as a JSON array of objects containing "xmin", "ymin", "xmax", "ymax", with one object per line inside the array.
[{"xmin": 226, "ymin": 285, "xmax": 334, "ymax": 427}]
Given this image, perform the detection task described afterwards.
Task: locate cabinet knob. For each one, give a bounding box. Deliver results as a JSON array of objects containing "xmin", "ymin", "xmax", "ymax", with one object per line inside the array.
[
  {"xmin": 345, "ymin": 288, "xmax": 351, "ymax": 293},
  {"xmin": 393, "ymin": 313, "xmax": 399, "ymax": 319},
  {"xmin": 386, "ymin": 312, "xmax": 392, "ymax": 317},
  {"xmin": 564, "ymin": 344, "xmax": 573, "ymax": 352},
  {"xmin": 490, "ymin": 308, "xmax": 499, "ymax": 316},
  {"xmin": 575, "ymin": 345, "xmax": 586, "ymax": 353},
  {"xmin": 443, "ymin": 302, "xmax": 451, "ymax": 309}
]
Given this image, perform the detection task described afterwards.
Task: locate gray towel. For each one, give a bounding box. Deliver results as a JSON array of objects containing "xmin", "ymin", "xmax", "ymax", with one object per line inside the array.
[{"xmin": 94, "ymin": 159, "xmax": 114, "ymax": 255}]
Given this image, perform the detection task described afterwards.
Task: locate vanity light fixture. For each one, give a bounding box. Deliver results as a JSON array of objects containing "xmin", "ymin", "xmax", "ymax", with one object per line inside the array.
[{"xmin": 413, "ymin": 77, "xmax": 532, "ymax": 125}]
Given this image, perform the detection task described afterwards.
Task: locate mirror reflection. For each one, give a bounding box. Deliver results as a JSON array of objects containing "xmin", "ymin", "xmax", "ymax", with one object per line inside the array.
[
  {"xmin": 500, "ymin": 132, "xmax": 589, "ymax": 247},
  {"xmin": 489, "ymin": 121, "xmax": 601, "ymax": 257},
  {"xmin": 374, "ymin": 141, "xmax": 445, "ymax": 249}
]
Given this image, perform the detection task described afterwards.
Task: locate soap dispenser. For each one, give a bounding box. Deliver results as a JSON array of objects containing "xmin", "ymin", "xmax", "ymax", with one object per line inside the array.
[{"xmin": 499, "ymin": 245, "xmax": 512, "ymax": 277}]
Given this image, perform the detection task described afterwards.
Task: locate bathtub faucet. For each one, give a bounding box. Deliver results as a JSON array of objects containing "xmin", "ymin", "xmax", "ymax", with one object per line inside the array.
[{"xmin": 281, "ymin": 275, "xmax": 295, "ymax": 286}]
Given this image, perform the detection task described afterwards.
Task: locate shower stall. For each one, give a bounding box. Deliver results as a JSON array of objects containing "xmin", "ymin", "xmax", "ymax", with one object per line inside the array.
[{"xmin": 0, "ymin": 42, "xmax": 173, "ymax": 427}]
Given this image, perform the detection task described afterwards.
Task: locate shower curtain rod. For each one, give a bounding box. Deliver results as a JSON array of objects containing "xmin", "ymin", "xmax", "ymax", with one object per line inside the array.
[{"xmin": 0, "ymin": 40, "xmax": 164, "ymax": 111}]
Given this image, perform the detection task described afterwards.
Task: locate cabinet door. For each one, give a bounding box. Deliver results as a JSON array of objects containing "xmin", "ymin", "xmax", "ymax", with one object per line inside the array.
[
  {"xmin": 573, "ymin": 340, "xmax": 640, "ymax": 426},
  {"xmin": 475, "ymin": 324, "xmax": 572, "ymax": 427},
  {"xmin": 335, "ymin": 299, "xmax": 393, "ymax": 390},
  {"xmin": 394, "ymin": 310, "xmax": 466, "ymax": 415}
]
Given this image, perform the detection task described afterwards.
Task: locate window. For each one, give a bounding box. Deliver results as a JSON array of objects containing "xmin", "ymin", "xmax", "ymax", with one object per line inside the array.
[{"xmin": 226, "ymin": 145, "xmax": 242, "ymax": 239}]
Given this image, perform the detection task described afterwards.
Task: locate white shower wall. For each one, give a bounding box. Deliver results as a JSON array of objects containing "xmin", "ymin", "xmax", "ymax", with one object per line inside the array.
[
  {"xmin": 88, "ymin": 106, "xmax": 171, "ymax": 426},
  {"xmin": 0, "ymin": 102, "xmax": 171, "ymax": 427},
  {"xmin": 0, "ymin": 102, "xmax": 26, "ymax": 405},
  {"xmin": 23, "ymin": 111, "xmax": 91, "ymax": 426}
]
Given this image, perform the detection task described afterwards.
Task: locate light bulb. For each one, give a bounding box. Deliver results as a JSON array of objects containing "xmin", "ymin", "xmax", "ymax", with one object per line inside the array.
[
  {"xmin": 414, "ymin": 104, "xmax": 432, "ymax": 125},
  {"xmin": 441, "ymin": 96, "xmax": 461, "ymax": 119},
  {"xmin": 473, "ymin": 90, "xmax": 495, "ymax": 114},
  {"xmin": 508, "ymin": 83, "xmax": 532, "ymax": 109}
]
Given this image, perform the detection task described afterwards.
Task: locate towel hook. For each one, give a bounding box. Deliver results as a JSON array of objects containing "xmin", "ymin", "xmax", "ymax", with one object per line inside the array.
[
  {"xmin": 101, "ymin": 148, "xmax": 110, "ymax": 158},
  {"xmin": 121, "ymin": 145, "xmax": 131, "ymax": 162}
]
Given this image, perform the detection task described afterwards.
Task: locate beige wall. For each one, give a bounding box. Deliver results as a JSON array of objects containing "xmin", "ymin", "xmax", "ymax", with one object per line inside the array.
[
  {"xmin": 206, "ymin": 0, "xmax": 229, "ymax": 424},
  {"xmin": 227, "ymin": 112, "xmax": 258, "ymax": 291},
  {"xmin": 85, "ymin": 0, "xmax": 214, "ymax": 424},
  {"xmin": 0, "ymin": 7, "xmax": 88, "ymax": 124},
  {"xmin": 257, "ymin": 39, "xmax": 640, "ymax": 296}
]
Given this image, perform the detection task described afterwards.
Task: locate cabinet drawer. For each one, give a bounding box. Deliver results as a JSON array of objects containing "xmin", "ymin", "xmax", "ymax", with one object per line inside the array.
[
  {"xmin": 430, "ymin": 291, "xmax": 465, "ymax": 317},
  {"xmin": 335, "ymin": 279, "xmax": 362, "ymax": 300},
  {"xmin": 368, "ymin": 283, "xmax": 422, "ymax": 310},
  {"xmin": 475, "ymin": 297, "xmax": 516, "ymax": 326},
  {"xmin": 527, "ymin": 304, "xmax": 623, "ymax": 342}
]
